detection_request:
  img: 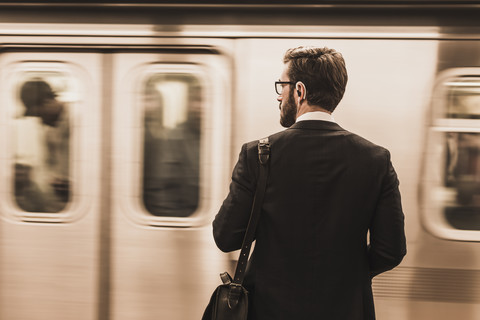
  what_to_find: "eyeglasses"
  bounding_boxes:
[275,81,295,95]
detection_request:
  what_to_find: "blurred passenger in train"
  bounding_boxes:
[446,132,480,206]
[16,79,70,212]
[14,163,46,212]
[212,46,406,320]
[142,81,200,217]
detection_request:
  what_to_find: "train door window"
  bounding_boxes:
[142,73,201,217]
[422,70,480,240]
[14,72,72,213]
[1,60,90,223]
[113,53,230,228]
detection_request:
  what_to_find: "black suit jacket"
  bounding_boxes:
[213,120,406,320]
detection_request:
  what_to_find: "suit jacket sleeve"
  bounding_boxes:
[213,142,256,252]
[368,150,407,278]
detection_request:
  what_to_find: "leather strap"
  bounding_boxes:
[232,137,270,285]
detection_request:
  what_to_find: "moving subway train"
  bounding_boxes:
[1,1,480,319]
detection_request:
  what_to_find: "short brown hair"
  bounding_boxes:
[283,46,348,112]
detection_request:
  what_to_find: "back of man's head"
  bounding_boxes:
[283,46,348,112]
[20,79,56,116]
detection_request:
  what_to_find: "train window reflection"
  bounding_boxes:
[14,73,74,213]
[142,73,201,217]
[445,78,480,119]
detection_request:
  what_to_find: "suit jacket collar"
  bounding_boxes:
[289,120,345,131]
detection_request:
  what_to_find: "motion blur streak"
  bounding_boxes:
[1,1,480,320]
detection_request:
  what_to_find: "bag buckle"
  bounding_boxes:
[220,272,232,285]
[227,283,243,309]
[258,137,270,165]
[220,272,243,309]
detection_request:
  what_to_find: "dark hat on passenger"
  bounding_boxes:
[20,79,56,116]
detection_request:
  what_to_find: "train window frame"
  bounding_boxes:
[0,60,93,223]
[421,67,480,241]
[119,61,220,228]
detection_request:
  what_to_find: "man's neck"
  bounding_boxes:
[296,102,331,119]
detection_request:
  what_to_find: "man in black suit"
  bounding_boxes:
[212,46,406,319]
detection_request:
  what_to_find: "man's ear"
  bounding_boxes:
[296,82,306,100]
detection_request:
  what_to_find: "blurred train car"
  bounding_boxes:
[1,1,480,319]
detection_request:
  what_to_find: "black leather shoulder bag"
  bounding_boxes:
[202,137,271,320]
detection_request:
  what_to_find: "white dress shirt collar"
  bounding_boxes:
[296,111,335,123]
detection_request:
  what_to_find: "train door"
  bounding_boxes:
[110,49,232,320]
[0,52,103,319]
[417,68,480,319]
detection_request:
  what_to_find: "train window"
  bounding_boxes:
[141,73,201,217]
[444,77,480,119]
[13,72,75,213]
[423,71,480,240]
[115,55,230,227]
